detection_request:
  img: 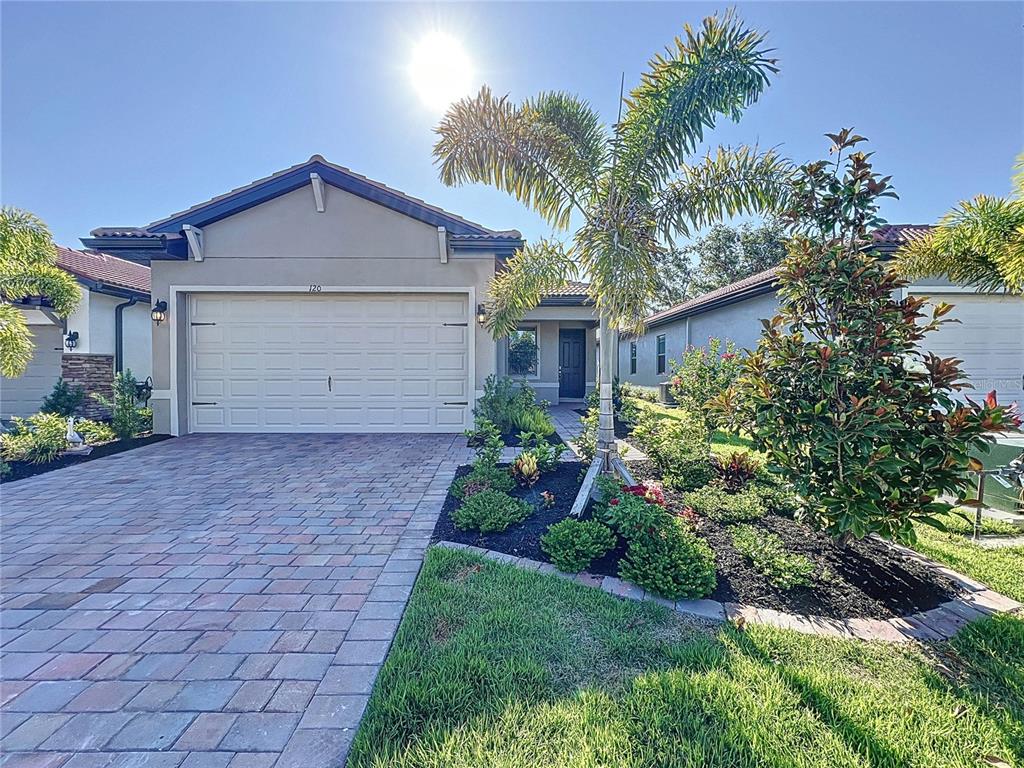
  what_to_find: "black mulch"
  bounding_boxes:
[626,462,958,619]
[432,461,586,557]
[1,434,172,484]
[466,430,565,448]
[432,453,960,620]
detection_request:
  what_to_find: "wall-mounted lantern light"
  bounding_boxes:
[476,303,488,325]
[151,300,168,325]
[64,331,79,351]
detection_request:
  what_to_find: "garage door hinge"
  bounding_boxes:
[191,401,217,406]
[190,322,217,326]
[443,401,469,406]
[442,322,468,327]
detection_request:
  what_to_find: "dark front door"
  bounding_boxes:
[558,329,586,399]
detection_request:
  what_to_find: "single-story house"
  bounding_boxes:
[84,156,599,436]
[618,224,1024,405]
[1,247,152,420]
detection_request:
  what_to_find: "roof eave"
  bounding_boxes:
[647,279,778,329]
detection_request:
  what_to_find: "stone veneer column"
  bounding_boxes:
[61,353,114,419]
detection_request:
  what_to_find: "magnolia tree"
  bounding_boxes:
[711,130,1021,544]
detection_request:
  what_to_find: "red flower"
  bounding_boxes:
[721,353,736,361]
[609,498,620,506]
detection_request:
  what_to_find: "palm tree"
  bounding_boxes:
[434,11,794,467]
[898,156,1024,294]
[0,207,81,377]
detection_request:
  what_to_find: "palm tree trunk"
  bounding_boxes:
[597,312,618,471]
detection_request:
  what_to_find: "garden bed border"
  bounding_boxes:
[433,540,1021,643]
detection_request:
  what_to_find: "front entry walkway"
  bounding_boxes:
[1,433,471,768]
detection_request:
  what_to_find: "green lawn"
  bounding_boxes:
[912,525,1024,603]
[348,547,1023,768]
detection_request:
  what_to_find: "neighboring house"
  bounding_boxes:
[84,155,599,436]
[618,224,1024,405]
[0,248,152,420]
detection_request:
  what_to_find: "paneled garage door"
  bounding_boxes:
[189,293,470,432]
[915,292,1024,404]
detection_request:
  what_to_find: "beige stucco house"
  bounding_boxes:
[84,156,597,436]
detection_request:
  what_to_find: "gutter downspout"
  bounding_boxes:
[114,296,139,373]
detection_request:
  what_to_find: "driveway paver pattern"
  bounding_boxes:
[1,433,471,768]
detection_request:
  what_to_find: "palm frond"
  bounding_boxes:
[657,146,794,237]
[613,10,778,195]
[433,87,604,229]
[576,204,661,335]
[486,239,580,337]
[0,262,81,316]
[0,302,33,378]
[897,194,1024,294]
[524,91,609,197]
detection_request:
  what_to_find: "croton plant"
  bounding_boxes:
[711,129,1021,544]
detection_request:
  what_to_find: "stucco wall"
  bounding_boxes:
[618,291,780,389]
[148,184,498,435]
[63,289,152,381]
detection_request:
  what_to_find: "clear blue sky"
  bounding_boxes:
[2,1,1021,249]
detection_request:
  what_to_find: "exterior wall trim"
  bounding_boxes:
[166,284,477,437]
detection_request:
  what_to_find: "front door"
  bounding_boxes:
[558,329,586,399]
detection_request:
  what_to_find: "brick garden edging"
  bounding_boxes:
[433,540,1021,643]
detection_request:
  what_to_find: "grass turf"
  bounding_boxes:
[348,547,1023,768]
[628,398,756,454]
[912,525,1024,603]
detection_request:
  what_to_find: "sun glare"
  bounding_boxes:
[409,31,475,111]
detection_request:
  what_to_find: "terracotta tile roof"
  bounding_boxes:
[546,280,591,297]
[56,246,151,295]
[645,224,933,327]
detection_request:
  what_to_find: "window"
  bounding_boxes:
[630,342,637,375]
[507,328,538,377]
[656,334,666,375]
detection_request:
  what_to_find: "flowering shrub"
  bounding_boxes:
[667,338,744,432]
[710,129,1023,544]
[622,483,666,506]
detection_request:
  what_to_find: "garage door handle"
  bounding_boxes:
[443,401,468,406]
[328,376,332,392]
[192,401,217,406]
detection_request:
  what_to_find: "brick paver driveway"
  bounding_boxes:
[1,433,469,768]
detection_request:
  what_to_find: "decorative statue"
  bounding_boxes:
[65,417,86,452]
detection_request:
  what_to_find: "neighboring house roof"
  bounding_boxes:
[56,246,151,299]
[83,155,524,261]
[645,224,933,329]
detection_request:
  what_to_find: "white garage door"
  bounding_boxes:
[916,292,1024,404]
[1,320,62,420]
[189,293,471,432]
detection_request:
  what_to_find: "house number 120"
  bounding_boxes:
[309,284,322,293]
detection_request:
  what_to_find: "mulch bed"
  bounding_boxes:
[625,462,958,619]
[1,434,172,484]
[432,451,960,620]
[466,430,565,448]
[432,461,586,557]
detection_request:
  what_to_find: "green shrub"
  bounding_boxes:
[1,413,67,463]
[732,525,814,589]
[619,519,716,599]
[541,519,616,573]
[709,451,761,492]
[600,491,667,542]
[575,407,598,463]
[40,378,85,417]
[76,419,115,444]
[452,489,533,533]
[0,460,10,479]
[620,382,657,402]
[510,406,555,437]
[518,433,561,473]
[475,375,537,434]
[684,485,766,523]
[750,481,802,518]
[631,406,711,490]
[466,418,504,465]
[92,369,145,440]
[452,463,514,500]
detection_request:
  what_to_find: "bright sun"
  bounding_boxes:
[409,31,474,111]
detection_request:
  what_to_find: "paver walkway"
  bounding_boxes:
[1,433,471,768]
